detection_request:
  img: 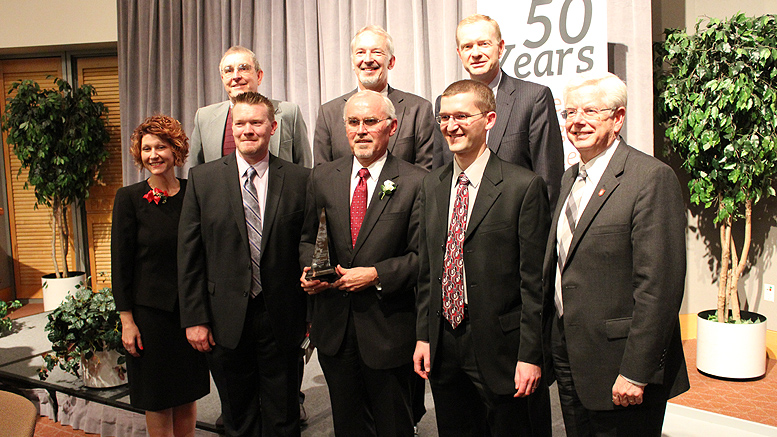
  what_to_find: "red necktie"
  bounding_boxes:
[223,107,236,156]
[350,168,370,248]
[442,173,469,328]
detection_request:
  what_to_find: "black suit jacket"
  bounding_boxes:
[541,141,690,410]
[417,152,550,395]
[433,71,564,209]
[314,86,435,170]
[299,153,427,369]
[178,153,309,351]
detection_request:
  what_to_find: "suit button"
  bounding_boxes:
[436,310,441,317]
[343,293,349,298]
[243,292,248,297]
[437,277,442,283]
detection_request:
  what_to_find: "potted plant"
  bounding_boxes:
[0,299,21,334]
[38,286,127,388]
[655,13,776,378]
[1,77,110,310]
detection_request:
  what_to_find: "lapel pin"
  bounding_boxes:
[598,188,606,197]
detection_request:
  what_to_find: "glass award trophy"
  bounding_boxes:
[306,207,339,282]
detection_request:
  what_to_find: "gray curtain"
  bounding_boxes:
[118,0,475,184]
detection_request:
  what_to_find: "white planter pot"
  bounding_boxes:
[81,349,127,388]
[42,272,86,311]
[696,309,767,379]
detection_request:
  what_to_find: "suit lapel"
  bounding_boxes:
[434,164,454,237]
[487,71,515,154]
[464,154,502,241]
[261,155,284,254]
[565,144,627,267]
[333,157,354,255]
[268,99,282,157]
[387,86,404,154]
[353,154,399,254]
[223,153,250,249]
[545,164,577,272]
[204,102,231,162]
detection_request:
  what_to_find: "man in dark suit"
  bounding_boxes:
[414,79,551,436]
[189,45,311,168]
[179,92,309,436]
[314,25,435,170]
[544,72,689,436]
[300,90,427,436]
[433,14,564,210]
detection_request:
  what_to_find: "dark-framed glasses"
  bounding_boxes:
[221,63,254,76]
[435,112,487,125]
[345,117,392,129]
[561,107,616,120]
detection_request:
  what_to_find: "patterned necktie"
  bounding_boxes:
[442,173,470,329]
[555,168,587,316]
[350,168,370,248]
[223,107,236,156]
[243,166,263,297]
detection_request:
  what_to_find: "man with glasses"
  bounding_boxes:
[434,14,564,210]
[314,25,435,170]
[543,72,688,436]
[414,79,551,436]
[300,90,426,436]
[189,46,312,168]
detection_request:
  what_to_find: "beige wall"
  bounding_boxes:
[655,0,777,329]
[0,0,117,51]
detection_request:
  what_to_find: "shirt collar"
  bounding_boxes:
[452,148,490,189]
[236,151,270,179]
[579,137,620,185]
[487,69,502,97]
[351,151,388,181]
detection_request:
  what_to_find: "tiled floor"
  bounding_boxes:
[669,339,777,427]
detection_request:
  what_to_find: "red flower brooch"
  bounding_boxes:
[143,188,169,204]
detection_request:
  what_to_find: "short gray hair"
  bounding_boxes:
[351,25,395,59]
[343,90,397,121]
[563,72,627,110]
[219,46,262,73]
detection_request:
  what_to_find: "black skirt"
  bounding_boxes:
[126,304,209,411]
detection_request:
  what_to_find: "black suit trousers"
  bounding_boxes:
[551,315,667,437]
[318,311,414,437]
[207,297,300,437]
[429,319,551,437]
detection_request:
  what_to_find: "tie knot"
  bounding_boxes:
[457,173,470,186]
[358,168,370,180]
[578,168,587,180]
[246,165,257,180]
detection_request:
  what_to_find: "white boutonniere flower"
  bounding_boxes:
[380,180,397,199]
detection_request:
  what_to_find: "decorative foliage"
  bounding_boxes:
[38,286,126,380]
[1,78,110,278]
[0,299,21,333]
[655,13,777,322]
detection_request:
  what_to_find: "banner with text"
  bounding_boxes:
[477,0,608,167]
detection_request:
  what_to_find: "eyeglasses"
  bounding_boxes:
[221,63,254,76]
[561,108,616,120]
[345,117,392,130]
[435,112,487,125]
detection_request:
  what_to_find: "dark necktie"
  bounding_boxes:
[442,173,470,329]
[243,166,263,297]
[555,168,587,316]
[350,168,370,248]
[223,107,236,156]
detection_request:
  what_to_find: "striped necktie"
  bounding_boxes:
[243,166,263,297]
[555,168,587,316]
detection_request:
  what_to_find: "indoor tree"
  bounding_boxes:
[655,13,777,322]
[1,78,110,278]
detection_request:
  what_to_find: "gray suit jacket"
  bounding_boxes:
[299,153,427,369]
[433,72,564,210]
[189,100,312,168]
[416,152,550,394]
[178,153,310,350]
[541,141,690,410]
[313,86,435,170]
